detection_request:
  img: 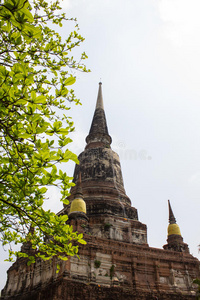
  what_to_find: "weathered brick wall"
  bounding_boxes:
[2,278,197,300]
[2,234,199,300]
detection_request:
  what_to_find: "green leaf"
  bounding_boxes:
[20,8,34,22]
[16,99,28,105]
[58,129,69,135]
[78,239,87,245]
[62,199,69,205]
[56,264,60,273]
[64,76,76,86]
[34,95,46,104]
[39,187,47,194]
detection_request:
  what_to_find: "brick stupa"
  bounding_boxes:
[1,83,200,300]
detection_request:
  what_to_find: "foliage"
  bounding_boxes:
[110,264,115,279]
[94,260,101,269]
[0,0,89,263]
[104,223,112,231]
[193,279,200,300]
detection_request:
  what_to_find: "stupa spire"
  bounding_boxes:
[167,200,181,236]
[74,172,83,199]
[163,200,189,253]
[85,82,112,149]
[168,200,176,224]
[95,82,104,109]
[69,172,87,217]
[68,81,137,221]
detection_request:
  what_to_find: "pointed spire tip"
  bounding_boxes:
[75,171,83,198]
[96,81,104,110]
[85,82,112,147]
[168,200,176,224]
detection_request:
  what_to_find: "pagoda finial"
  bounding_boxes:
[168,200,176,224]
[167,200,181,236]
[85,82,112,148]
[75,172,83,199]
[163,200,189,253]
[95,82,104,110]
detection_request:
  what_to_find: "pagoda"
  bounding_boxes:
[1,83,200,300]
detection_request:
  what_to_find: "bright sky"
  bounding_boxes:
[1,0,200,291]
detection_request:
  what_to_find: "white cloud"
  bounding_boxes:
[188,172,200,185]
[150,0,200,94]
[157,0,200,46]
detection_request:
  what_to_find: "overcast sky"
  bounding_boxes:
[1,0,200,291]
